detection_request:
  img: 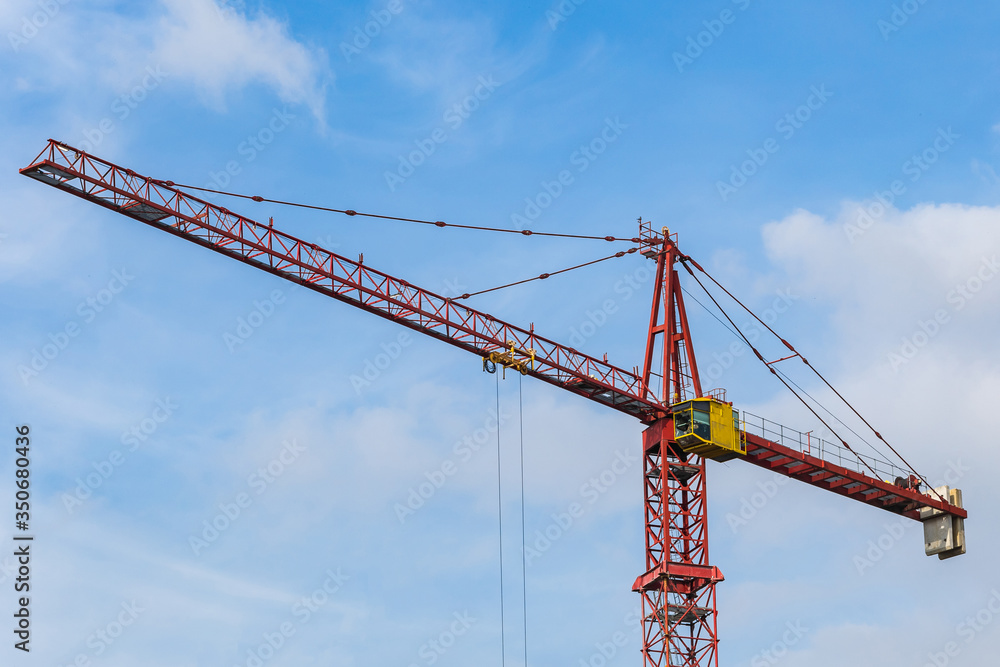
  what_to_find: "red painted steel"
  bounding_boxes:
[743,432,967,520]
[20,140,663,421]
[21,141,968,667]
[635,228,720,667]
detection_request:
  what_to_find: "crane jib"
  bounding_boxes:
[19,139,664,421]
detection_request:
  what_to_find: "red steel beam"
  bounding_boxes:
[20,139,664,421]
[743,433,966,520]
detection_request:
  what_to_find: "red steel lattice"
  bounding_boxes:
[20,139,968,667]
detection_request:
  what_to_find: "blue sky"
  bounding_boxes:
[2,1,999,666]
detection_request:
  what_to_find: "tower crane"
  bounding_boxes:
[21,139,968,667]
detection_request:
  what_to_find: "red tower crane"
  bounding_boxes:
[21,139,968,667]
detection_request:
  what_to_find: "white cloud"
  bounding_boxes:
[153,0,330,122]
[710,204,1000,665]
[743,202,999,456]
[761,202,1000,354]
[1,0,330,124]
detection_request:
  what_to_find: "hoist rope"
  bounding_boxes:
[518,373,528,667]
[453,248,639,300]
[162,181,640,243]
[495,373,506,666]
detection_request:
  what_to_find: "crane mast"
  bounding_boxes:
[634,225,721,666]
[21,139,968,667]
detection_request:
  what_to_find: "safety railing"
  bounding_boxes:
[740,411,912,484]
